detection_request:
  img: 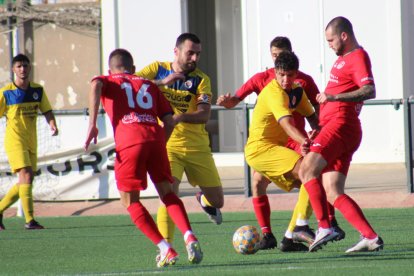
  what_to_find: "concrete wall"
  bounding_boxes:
[0,25,13,84]
[0,4,100,110]
[32,22,100,110]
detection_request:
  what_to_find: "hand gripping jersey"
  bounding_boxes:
[246,80,315,147]
[320,47,374,125]
[0,82,52,153]
[235,68,319,132]
[92,73,173,151]
[136,61,212,148]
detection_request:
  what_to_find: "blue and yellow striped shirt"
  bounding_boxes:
[0,82,52,152]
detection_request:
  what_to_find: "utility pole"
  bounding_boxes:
[16,0,34,79]
[6,0,14,81]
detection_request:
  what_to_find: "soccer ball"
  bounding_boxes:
[232,225,261,255]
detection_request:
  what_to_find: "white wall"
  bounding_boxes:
[101,0,185,73]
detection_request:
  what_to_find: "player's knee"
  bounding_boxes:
[299,160,317,182]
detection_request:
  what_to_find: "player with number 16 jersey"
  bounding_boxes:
[92,73,173,152]
[91,73,174,191]
[85,49,204,266]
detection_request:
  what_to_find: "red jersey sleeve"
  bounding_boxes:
[351,50,374,87]
[235,69,274,100]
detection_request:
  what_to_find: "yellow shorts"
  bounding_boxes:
[6,149,37,173]
[168,146,222,188]
[245,141,301,192]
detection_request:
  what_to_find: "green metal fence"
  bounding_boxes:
[211,99,413,196]
[57,99,414,197]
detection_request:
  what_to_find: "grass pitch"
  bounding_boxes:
[0,208,413,275]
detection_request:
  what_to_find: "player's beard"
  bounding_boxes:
[183,61,196,73]
[335,41,346,56]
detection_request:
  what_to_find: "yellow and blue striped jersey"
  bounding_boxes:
[0,82,52,152]
[136,61,212,148]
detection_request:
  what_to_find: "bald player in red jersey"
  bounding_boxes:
[299,16,384,252]
[84,48,203,267]
[218,37,345,252]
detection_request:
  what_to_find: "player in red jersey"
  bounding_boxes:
[218,37,345,252]
[84,49,203,267]
[299,16,384,252]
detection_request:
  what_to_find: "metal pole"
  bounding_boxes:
[7,0,14,81]
[403,98,413,193]
[242,103,251,197]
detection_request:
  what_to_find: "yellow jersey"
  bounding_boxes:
[246,80,314,147]
[0,82,52,153]
[136,61,212,148]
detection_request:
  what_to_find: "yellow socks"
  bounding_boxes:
[287,185,312,232]
[156,205,176,244]
[200,194,213,207]
[0,184,20,213]
[19,184,34,223]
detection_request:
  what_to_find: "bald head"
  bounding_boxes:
[108,48,134,73]
[325,16,359,56]
[325,16,354,37]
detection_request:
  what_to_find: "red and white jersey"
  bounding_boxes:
[235,68,319,132]
[93,73,173,151]
[320,47,374,125]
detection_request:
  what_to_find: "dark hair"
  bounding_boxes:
[274,51,299,71]
[176,32,201,47]
[108,48,134,69]
[326,16,354,36]
[269,36,292,51]
[12,54,30,65]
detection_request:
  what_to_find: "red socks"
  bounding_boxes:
[334,194,377,239]
[161,192,192,235]
[303,178,330,229]
[252,195,272,234]
[127,202,164,245]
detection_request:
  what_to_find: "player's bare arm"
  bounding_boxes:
[44,110,59,136]
[216,93,240,109]
[161,114,176,141]
[84,79,102,151]
[305,113,320,132]
[318,84,375,103]
[154,72,186,86]
[279,116,307,145]
[173,102,211,124]
[312,104,320,116]
[279,116,311,155]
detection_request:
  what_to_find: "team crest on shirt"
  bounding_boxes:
[335,61,345,69]
[291,96,297,106]
[184,80,193,89]
[32,92,39,100]
[197,94,210,104]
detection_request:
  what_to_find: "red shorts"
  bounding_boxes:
[115,142,173,192]
[310,119,362,176]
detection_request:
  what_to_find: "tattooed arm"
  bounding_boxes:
[317,84,375,103]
